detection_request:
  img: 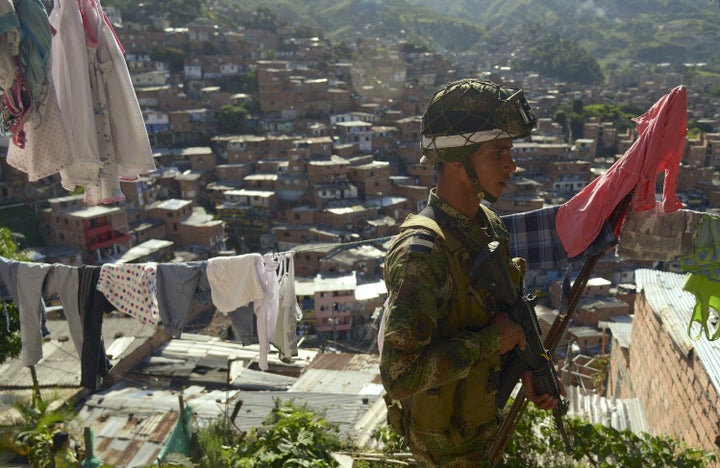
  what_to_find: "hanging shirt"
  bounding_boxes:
[156,261,204,338]
[679,213,720,281]
[6,75,71,181]
[682,273,720,341]
[556,85,686,258]
[96,262,160,326]
[206,254,265,314]
[207,254,272,370]
[49,0,100,186]
[77,265,111,390]
[273,253,302,359]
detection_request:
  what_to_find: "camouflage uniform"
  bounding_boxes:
[381,189,522,467]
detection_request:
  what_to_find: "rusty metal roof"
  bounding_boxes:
[289,353,383,395]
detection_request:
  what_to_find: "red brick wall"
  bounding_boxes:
[630,293,720,451]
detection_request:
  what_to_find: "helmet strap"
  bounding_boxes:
[462,159,497,203]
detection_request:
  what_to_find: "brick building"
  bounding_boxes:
[41,195,131,263]
[606,269,720,452]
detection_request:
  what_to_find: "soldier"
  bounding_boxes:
[380,79,562,467]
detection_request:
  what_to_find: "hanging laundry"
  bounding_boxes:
[260,253,280,339]
[206,254,265,314]
[156,261,209,338]
[0,0,52,148]
[12,0,50,108]
[96,262,160,326]
[43,263,83,356]
[682,273,720,341]
[228,303,257,345]
[256,254,280,370]
[207,253,271,369]
[5,72,71,181]
[90,0,154,183]
[50,0,102,186]
[617,207,703,261]
[273,252,302,359]
[0,0,22,138]
[77,265,111,390]
[16,261,52,366]
[679,213,720,341]
[556,85,687,258]
[680,213,720,281]
[50,0,154,202]
[502,206,569,270]
[0,256,20,309]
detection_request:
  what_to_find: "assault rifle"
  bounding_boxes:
[469,241,571,452]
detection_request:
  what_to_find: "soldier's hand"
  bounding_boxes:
[521,370,566,410]
[491,312,526,354]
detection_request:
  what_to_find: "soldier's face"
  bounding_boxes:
[467,138,516,200]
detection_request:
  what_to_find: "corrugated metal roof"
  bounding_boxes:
[635,268,720,395]
[565,385,649,434]
[0,317,156,389]
[78,381,384,467]
[130,333,302,391]
[289,353,383,395]
[606,321,633,348]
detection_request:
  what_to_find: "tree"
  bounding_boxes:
[217,105,249,134]
[0,226,26,364]
[512,32,604,84]
[151,47,186,74]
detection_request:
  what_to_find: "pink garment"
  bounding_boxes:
[96,262,160,325]
[6,76,70,181]
[556,85,686,258]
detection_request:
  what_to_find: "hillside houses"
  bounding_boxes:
[2,3,720,462]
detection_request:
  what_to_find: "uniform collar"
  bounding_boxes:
[427,188,508,252]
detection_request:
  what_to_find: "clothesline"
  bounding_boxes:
[0,251,304,391]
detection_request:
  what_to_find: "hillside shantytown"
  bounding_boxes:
[1,2,720,466]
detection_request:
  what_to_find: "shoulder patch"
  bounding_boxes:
[408,232,435,254]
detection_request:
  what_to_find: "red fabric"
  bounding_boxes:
[556,85,687,258]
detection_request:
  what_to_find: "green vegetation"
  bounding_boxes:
[193,397,716,467]
[197,398,352,467]
[0,393,79,467]
[0,227,26,364]
[151,48,186,74]
[512,32,604,84]
[1,390,714,466]
[503,402,715,467]
[0,205,42,247]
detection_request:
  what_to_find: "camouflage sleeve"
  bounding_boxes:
[380,229,502,401]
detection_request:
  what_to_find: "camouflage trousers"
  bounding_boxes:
[407,419,498,467]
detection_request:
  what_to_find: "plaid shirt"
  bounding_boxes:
[502,206,616,270]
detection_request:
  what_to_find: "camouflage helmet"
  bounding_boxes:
[420,79,536,165]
